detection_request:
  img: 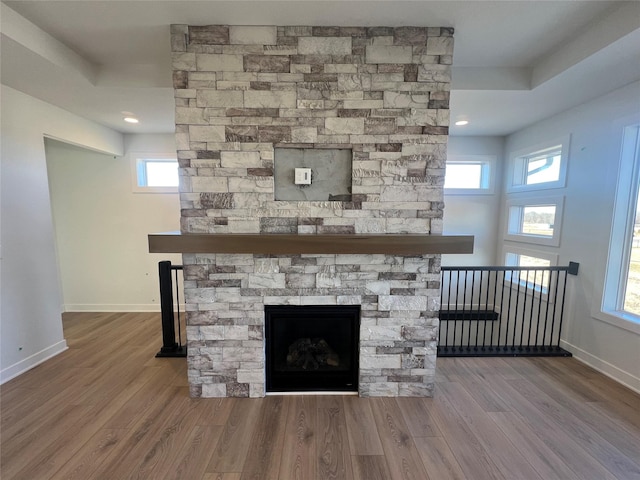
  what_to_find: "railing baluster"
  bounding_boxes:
[469,270,478,350]
[504,270,512,353]
[463,269,470,351]
[541,270,553,351]
[525,269,533,349]
[482,270,491,350]
[533,268,544,351]
[473,270,480,351]
[439,269,445,348]
[491,272,505,352]
[518,269,524,350]
[453,270,460,353]
[446,269,452,349]
[549,269,562,350]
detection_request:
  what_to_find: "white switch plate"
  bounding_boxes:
[294,168,312,185]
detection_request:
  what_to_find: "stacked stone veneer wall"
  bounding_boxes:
[171,24,453,398]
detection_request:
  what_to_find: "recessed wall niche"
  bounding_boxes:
[274,148,352,201]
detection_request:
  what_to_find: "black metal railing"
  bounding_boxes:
[156,261,187,358]
[438,262,579,357]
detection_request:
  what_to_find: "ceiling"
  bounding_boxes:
[1,1,639,136]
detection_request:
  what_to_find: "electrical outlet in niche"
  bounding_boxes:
[274,148,352,201]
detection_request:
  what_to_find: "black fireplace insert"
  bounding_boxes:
[265,305,360,392]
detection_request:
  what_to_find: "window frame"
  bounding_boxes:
[507,135,570,193]
[130,153,179,194]
[444,154,496,195]
[599,123,640,333]
[504,194,564,247]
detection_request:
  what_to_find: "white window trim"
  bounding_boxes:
[504,194,564,247]
[597,122,640,334]
[502,244,559,300]
[444,154,496,195]
[507,135,570,193]
[130,152,179,194]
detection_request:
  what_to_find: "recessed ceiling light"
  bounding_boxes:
[455,120,469,126]
[124,116,139,124]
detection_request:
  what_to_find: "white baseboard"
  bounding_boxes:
[560,340,640,394]
[1,340,68,385]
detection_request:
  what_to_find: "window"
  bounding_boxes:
[131,154,179,193]
[444,155,495,194]
[140,160,179,187]
[602,124,640,329]
[505,196,564,247]
[517,148,561,186]
[508,136,569,192]
[504,246,558,295]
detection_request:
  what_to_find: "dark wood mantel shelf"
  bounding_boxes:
[148,232,474,255]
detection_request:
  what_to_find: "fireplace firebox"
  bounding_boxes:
[265,305,360,393]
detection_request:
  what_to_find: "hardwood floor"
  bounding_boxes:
[1,312,639,480]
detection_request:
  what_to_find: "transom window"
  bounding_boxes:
[518,148,561,186]
[139,160,179,188]
[131,154,179,193]
[445,163,483,189]
[508,136,569,192]
[444,155,495,194]
[505,196,564,247]
[509,204,556,238]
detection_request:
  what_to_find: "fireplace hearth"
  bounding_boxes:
[265,305,360,392]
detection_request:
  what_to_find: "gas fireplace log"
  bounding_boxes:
[287,337,340,369]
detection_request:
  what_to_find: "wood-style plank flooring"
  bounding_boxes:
[1,312,639,479]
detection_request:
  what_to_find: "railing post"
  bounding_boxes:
[156,260,187,357]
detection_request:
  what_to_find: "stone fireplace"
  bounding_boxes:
[171,24,454,397]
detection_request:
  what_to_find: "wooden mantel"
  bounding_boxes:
[148,232,474,255]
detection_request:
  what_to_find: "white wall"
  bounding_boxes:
[501,81,640,392]
[443,136,504,266]
[45,134,181,312]
[1,85,123,383]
